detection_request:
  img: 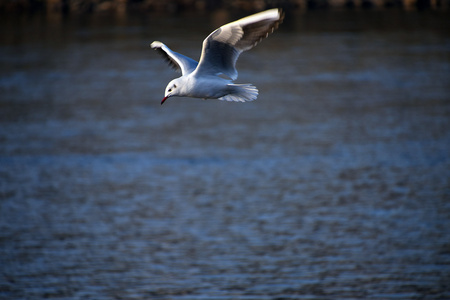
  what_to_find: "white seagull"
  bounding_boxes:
[151,8,284,105]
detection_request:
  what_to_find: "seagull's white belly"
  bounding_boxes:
[184,75,230,99]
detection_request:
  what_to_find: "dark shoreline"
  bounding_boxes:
[0,0,447,15]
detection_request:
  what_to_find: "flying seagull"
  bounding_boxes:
[151,8,284,105]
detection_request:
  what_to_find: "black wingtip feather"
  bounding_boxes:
[236,8,284,51]
[152,45,182,73]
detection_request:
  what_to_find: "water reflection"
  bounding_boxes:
[0,10,449,300]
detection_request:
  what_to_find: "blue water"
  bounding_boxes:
[0,10,450,299]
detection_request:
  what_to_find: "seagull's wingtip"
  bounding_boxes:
[150,41,163,49]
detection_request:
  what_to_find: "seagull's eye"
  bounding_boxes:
[168,85,176,93]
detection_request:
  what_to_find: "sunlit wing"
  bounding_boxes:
[193,8,283,80]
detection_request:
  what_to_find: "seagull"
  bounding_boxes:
[151,8,284,105]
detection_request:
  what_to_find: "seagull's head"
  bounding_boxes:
[161,78,181,105]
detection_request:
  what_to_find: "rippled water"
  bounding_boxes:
[1,10,450,299]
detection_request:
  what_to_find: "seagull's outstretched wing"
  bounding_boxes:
[193,8,283,80]
[151,41,198,75]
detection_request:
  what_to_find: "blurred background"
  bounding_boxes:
[1,0,450,299]
[1,0,450,13]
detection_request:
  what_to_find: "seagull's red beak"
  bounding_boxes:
[161,96,169,105]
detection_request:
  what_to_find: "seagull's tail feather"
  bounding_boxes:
[220,84,259,102]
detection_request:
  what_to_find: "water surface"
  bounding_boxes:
[1,10,450,299]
